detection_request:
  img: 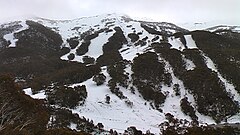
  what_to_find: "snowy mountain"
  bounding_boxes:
[178,21,240,32]
[1,13,240,135]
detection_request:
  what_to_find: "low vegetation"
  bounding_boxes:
[192,31,240,94]
[132,52,171,109]
[97,27,127,66]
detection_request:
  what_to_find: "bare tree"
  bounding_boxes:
[0,90,35,132]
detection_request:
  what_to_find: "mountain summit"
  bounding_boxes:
[1,14,240,134]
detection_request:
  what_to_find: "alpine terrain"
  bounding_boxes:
[1,13,240,135]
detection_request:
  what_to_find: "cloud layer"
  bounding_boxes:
[0,0,239,24]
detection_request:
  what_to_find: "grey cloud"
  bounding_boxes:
[0,0,239,24]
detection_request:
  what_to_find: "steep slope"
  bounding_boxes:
[1,14,240,134]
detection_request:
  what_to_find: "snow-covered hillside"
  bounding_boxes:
[32,14,188,63]
[178,21,240,31]
[1,13,240,134]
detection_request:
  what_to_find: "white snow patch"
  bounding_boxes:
[70,68,164,134]
[160,60,191,120]
[184,35,198,49]
[120,44,150,61]
[3,21,29,47]
[119,21,157,61]
[86,32,114,58]
[196,112,215,124]
[233,26,240,32]
[227,114,240,123]
[161,85,191,122]
[168,37,185,51]
[23,88,32,95]
[47,115,56,128]
[182,55,196,70]
[177,21,240,31]
[69,123,77,130]
[23,88,46,99]
[178,22,211,31]
[206,25,240,33]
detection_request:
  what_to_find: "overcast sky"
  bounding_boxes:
[0,0,239,25]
